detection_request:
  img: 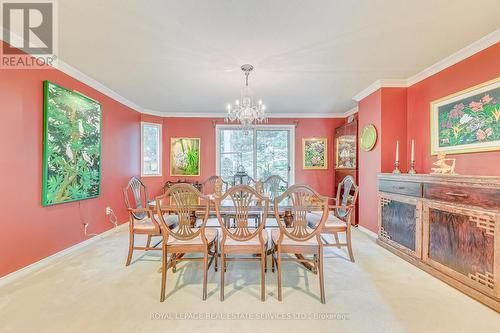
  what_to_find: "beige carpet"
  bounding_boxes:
[0,223,498,333]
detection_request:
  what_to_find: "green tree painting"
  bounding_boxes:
[433,79,500,155]
[42,81,102,206]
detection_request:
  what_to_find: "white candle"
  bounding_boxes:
[411,140,415,162]
[395,141,399,162]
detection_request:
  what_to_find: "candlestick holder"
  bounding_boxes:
[392,161,401,174]
[408,160,417,174]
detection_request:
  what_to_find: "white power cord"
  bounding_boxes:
[107,207,118,228]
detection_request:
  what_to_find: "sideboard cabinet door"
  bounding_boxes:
[422,201,499,298]
[378,192,422,259]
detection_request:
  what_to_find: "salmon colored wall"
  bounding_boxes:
[357,44,500,233]
[407,43,500,175]
[358,90,382,233]
[0,42,141,278]
[148,117,344,198]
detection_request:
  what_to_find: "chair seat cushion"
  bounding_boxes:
[223,229,268,246]
[133,214,178,234]
[307,212,347,230]
[166,228,217,245]
[271,228,319,246]
[133,218,160,234]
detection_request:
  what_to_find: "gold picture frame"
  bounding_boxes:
[170,137,201,176]
[430,77,500,155]
[302,137,328,170]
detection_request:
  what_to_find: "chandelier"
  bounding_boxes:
[225,64,268,129]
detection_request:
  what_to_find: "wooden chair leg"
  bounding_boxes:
[160,246,168,302]
[276,250,282,301]
[333,232,341,248]
[346,229,355,262]
[171,253,177,273]
[318,247,325,304]
[220,250,225,301]
[261,250,266,301]
[271,248,275,272]
[126,231,134,266]
[214,239,218,272]
[203,251,208,300]
[146,235,152,249]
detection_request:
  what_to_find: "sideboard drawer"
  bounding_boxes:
[423,183,500,210]
[379,180,422,197]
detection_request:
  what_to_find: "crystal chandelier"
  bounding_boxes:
[225,64,268,129]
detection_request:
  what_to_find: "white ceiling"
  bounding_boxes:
[58,0,500,116]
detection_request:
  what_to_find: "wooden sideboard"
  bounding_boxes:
[377,173,500,312]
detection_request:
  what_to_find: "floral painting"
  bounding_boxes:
[42,81,102,206]
[303,138,327,170]
[170,138,200,176]
[431,78,500,155]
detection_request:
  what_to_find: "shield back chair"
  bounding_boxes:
[156,184,218,302]
[214,185,270,301]
[272,185,329,303]
[201,175,229,196]
[312,175,358,262]
[123,177,163,266]
[262,175,288,200]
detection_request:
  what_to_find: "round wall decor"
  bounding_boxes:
[360,124,377,151]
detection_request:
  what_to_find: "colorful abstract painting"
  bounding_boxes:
[303,138,327,170]
[170,138,200,176]
[42,81,102,206]
[431,78,500,155]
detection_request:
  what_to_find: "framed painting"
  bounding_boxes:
[431,77,500,155]
[303,138,327,170]
[170,138,201,176]
[42,81,102,206]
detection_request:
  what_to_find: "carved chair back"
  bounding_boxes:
[202,175,228,196]
[214,185,269,243]
[155,184,210,242]
[263,175,289,200]
[335,176,359,220]
[123,177,150,220]
[274,185,328,243]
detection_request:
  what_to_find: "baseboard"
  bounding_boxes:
[0,222,129,287]
[356,225,378,239]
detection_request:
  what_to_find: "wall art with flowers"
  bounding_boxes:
[303,138,328,170]
[431,77,500,155]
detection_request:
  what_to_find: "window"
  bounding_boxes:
[216,125,294,184]
[141,122,162,176]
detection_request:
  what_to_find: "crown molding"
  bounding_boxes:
[150,110,350,118]
[406,29,500,86]
[56,60,145,113]
[352,29,500,103]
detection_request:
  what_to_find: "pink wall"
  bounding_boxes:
[357,43,500,233]
[0,41,141,277]
[138,117,345,198]
[358,90,382,232]
[407,43,500,175]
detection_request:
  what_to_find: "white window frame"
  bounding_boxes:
[215,124,295,185]
[141,122,162,177]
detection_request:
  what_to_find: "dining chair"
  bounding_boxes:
[310,176,358,262]
[201,175,229,196]
[262,175,288,200]
[155,184,218,301]
[272,185,329,303]
[123,177,163,266]
[214,185,270,301]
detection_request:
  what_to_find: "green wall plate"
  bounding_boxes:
[360,124,377,151]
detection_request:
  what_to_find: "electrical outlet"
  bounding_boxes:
[106,206,111,215]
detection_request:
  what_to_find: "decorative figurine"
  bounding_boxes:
[431,153,457,175]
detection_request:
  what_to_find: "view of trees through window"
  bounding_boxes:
[218,127,292,184]
[142,123,161,176]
